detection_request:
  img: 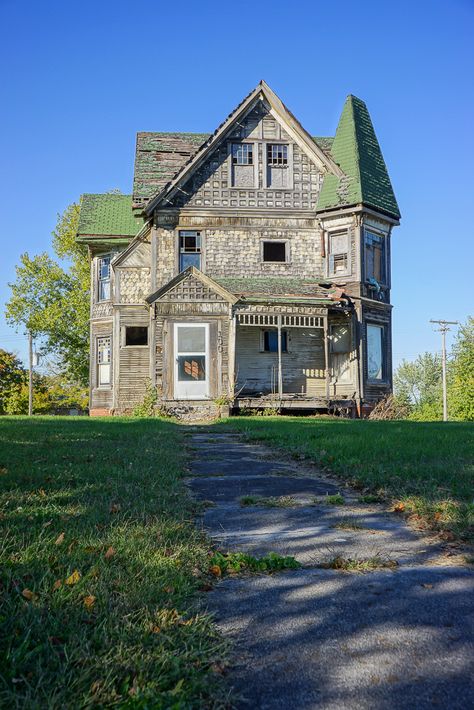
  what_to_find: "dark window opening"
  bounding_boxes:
[365,231,385,283]
[267,144,288,165]
[179,230,201,271]
[125,326,148,346]
[263,330,288,353]
[263,241,287,262]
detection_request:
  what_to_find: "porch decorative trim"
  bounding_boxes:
[237,313,324,329]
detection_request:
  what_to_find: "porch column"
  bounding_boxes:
[228,311,237,399]
[277,315,283,402]
[323,314,330,401]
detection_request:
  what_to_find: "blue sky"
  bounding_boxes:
[1,0,472,368]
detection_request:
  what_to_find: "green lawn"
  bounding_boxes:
[221,417,474,540]
[0,417,227,709]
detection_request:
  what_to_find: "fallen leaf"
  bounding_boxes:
[422,583,433,589]
[150,625,161,633]
[22,588,38,601]
[109,503,121,514]
[104,546,115,559]
[83,595,96,609]
[67,541,76,553]
[393,502,405,513]
[38,488,46,497]
[209,565,222,577]
[65,570,81,586]
[434,512,442,521]
[42,520,53,528]
[0,467,8,475]
[52,579,62,591]
[163,585,175,594]
[55,532,65,546]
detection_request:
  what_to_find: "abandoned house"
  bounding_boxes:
[76,81,400,417]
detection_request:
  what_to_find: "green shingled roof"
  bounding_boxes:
[317,96,400,220]
[214,276,337,304]
[77,194,144,239]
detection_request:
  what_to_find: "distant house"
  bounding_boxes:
[76,81,400,417]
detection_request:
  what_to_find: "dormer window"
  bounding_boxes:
[98,255,111,301]
[265,143,292,188]
[232,143,253,165]
[267,144,288,165]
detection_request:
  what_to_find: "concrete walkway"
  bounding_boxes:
[187,430,474,709]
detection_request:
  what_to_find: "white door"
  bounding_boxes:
[174,323,209,399]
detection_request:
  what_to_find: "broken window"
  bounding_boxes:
[330,324,352,383]
[365,231,385,283]
[179,231,201,271]
[266,143,290,188]
[262,330,288,353]
[98,255,111,301]
[231,143,255,187]
[262,241,287,262]
[97,336,111,386]
[328,232,349,276]
[125,326,148,346]
[367,324,384,380]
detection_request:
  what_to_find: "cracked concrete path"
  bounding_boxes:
[187,430,474,709]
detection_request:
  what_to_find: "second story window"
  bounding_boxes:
[266,143,291,188]
[328,232,349,277]
[179,231,201,271]
[232,143,253,165]
[262,240,287,263]
[365,231,386,283]
[98,255,111,301]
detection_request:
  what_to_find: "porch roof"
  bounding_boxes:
[213,276,344,305]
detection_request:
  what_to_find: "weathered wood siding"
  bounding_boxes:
[116,306,151,409]
[90,320,113,410]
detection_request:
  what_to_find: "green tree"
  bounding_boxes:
[394,352,443,420]
[449,317,474,421]
[0,349,27,414]
[5,203,90,385]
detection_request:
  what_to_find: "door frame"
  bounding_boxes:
[173,322,210,400]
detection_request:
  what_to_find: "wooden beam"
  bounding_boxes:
[324,314,330,401]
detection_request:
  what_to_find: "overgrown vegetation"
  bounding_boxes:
[208,551,301,575]
[320,555,398,572]
[222,417,474,540]
[239,495,297,508]
[0,417,228,708]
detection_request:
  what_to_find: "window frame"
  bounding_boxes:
[366,322,386,383]
[364,230,386,285]
[327,230,350,278]
[178,230,202,273]
[260,329,289,354]
[96,336,112,388]
[97,254,112,302]
[229,141,258,188]
[264,141,293,189]
[261,240,289,264]
[330,323,352,384]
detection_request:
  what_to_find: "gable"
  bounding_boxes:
[146,267,238,305]
[77,194,144,244]
[145,81,343,214]
[155,99,329,212]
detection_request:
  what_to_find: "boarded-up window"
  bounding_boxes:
[328,232,349,276]
[266,143,290,188]
[125,327,148,346]
[367,324,384,380]
[365,231,385,283]
[330,324,351,383]
[97,337,111,386]
[231,143,255,187]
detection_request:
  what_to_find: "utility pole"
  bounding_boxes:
[28,331,33,416]
[430,320,459,421]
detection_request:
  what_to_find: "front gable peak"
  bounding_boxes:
[146,267,238,305]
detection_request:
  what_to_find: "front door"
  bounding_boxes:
[174,323,209,399]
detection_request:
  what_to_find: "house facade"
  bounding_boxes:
[76,81,400,417]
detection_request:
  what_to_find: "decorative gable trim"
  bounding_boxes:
[146,267,239,305]
[111,220,152,268]
[145,81,344,214]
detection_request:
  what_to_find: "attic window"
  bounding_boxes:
[328,232,349,276]
[232,143,253,165]
[125,326,148,346]
[262,241,287,263]
[267,144,288,166]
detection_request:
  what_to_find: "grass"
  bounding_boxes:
[0,417,228,709]
[320,555,398,572]
[208,551,301,574]
[239,495,297,508]
[323,493,345,506]
[221,417,474,540]
[332,518,365,531]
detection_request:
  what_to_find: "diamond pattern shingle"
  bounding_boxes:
[77,194,144,239]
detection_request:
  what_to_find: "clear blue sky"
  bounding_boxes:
[1,0,473,367]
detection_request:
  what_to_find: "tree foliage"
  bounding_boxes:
[5,204,90,385]
[0,350,27,414]
[449,317,474,421]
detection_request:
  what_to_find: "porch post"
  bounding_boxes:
[324,313,330,401]
[277,315,283,402]
[228,310,237,399]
